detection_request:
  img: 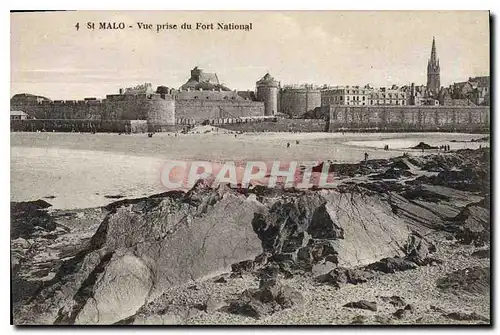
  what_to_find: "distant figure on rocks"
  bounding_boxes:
[287,142,291,148]
[364,152,369,163]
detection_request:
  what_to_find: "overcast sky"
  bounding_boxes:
[11,10,490,100]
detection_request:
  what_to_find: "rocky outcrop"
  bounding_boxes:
[15,184,265,325]
[436,266,490,296]
[11,148,490,325]
[226,279,304,319]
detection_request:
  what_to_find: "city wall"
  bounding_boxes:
[10,119,148,133]
[174,100,264,122]
[219,119,328,132]
[329,106,490,133]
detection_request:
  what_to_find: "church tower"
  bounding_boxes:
[427,37,441,96]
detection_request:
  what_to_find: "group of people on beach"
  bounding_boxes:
[440,145,451,152]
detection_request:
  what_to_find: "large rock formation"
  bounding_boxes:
[12,148,490,325]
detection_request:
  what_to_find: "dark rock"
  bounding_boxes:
[258,264,280,288]
[401,187,450,203]
[393,304,413,319]
[297,240,338,270]
[411,142,438,150]
[366,257,418,274]
[231,260,255,274]
[11,200,56,239]
[316,267,375,288]
[307,203,344,239]
[370,168,414,180]
[453,205,490,246]
[227,299,271,319]
[214,276,228,284]
[343,300,377,312]
[226,281,303,319]
[436,266,490,295]
[471,249,490,258]
[443,312,489,322]
[404,233,436,265]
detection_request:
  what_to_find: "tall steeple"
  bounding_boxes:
[427,36,441,96]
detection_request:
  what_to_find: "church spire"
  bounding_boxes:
[430,36,437,63]
[427,37,440,96]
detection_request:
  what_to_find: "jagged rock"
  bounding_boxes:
[453,204,490,246]
[231,260,255,274]
[297,240,338,270]
[443,312,489,322]
[343,300,377,312]
[404,233,436,265]
[258,264,280,288]
[227,281,303,319]
[315,267,375,288]
[320,192,411,267]
[213,276,227,284]
[11,200,56,239]
[436,266,490,296]
[307,203,344,239]
[251,193,325,254]
[16,187,265,325]
[366,257,418,274]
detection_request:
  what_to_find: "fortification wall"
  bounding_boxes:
[175,100,264,122]
[11,100,104,120]
[256,86,279,116]
[280,89,321,117]
[10,94,177,127]
[10,119,145,133]
[329,106,490,132]
[219,119,328,132]
[176,90,245,100]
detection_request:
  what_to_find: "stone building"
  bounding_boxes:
[369,86,407,106]
[256,73,280,116]
[10,110,29,120]
[280,84,321,117]
[450,76,490,106]
[321,85,406,107]
[321,85,372,106]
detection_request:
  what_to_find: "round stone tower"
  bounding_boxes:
[256,73,279,116]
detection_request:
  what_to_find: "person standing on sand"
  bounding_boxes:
[287,142,291,148]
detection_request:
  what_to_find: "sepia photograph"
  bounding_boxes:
[10,10,491,326]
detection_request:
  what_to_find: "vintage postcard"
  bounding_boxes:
[10,10,490,325]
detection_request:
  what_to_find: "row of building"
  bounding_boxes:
[11,38,489,125]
